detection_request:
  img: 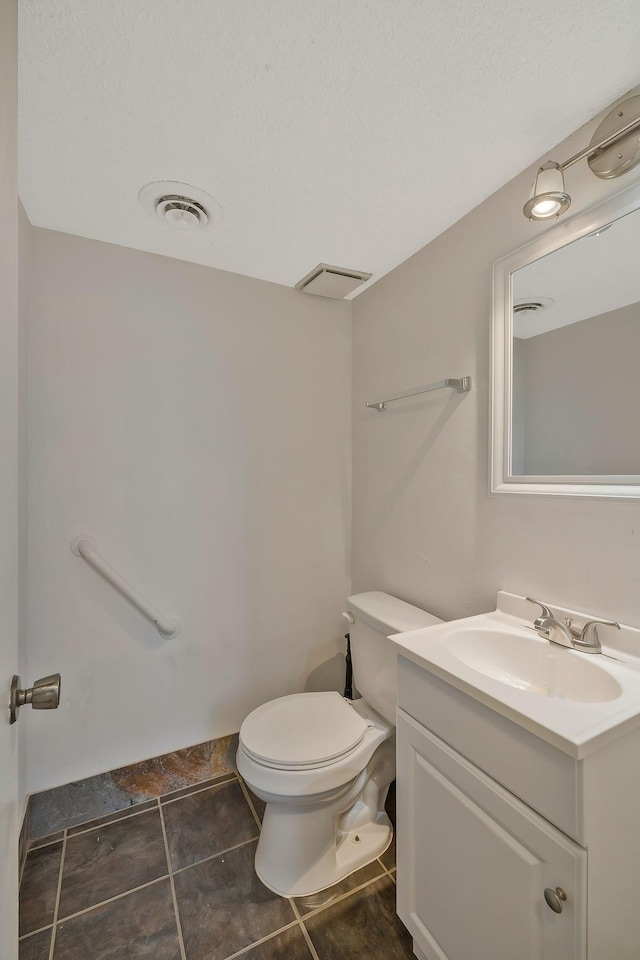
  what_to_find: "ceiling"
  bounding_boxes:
[18,1,640,297]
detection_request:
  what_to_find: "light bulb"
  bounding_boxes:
[531,198,562,218]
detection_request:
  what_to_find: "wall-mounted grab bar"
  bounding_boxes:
[366,376,471,412]
[71,536,181,639]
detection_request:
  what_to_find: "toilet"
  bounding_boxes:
[236,591,441,897]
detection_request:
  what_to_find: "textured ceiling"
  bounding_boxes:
[18,1,640,295]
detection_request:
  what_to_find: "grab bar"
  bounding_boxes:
[71,536,181,639]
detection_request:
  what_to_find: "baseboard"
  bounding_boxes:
[26,731,239,842]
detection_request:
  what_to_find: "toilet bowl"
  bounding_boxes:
[237,592,442,898]
[237,694,394,897]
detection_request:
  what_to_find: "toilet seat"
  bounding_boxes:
[239,691,369,770]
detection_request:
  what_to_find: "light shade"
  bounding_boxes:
[523,161,571,221]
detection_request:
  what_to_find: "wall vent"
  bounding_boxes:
[295,263,372,299]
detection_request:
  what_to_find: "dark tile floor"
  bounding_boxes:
[19,776,412,960]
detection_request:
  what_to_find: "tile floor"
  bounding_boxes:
[19,775,413,960]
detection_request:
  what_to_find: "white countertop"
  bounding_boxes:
[390,592,640,759]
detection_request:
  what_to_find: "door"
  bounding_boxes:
[1,0,21,957]
[397,710,586,960]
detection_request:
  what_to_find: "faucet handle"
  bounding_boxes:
[526,597,554,622]
[580,618,620,646]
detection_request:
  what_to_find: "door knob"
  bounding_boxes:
[544,887,567,913]
[9,673,61,724]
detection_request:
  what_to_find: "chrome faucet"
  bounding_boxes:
[526,598,620,654]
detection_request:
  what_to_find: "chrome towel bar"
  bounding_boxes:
[71,535,181,639]
[365,376,471,411]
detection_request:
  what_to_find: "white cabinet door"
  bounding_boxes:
[397,709,586,960]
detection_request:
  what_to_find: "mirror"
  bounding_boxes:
[492,181,640,498]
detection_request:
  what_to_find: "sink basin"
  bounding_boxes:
[447,627,622,703]
[390,592,640,758]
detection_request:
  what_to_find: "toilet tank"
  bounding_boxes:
[346,592,442,724]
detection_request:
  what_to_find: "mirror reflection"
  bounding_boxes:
[511,206,640,476]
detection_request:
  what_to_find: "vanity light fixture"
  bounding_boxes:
[523,95,640,222]
[523,162,571,221]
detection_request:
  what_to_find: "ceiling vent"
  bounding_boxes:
[513,301,545,315]
[512,296,554,315]
[155,195,208,230]
[295,263,372,299]
[139,180,223,231]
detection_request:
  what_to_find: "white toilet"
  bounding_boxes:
[236,591,441,897]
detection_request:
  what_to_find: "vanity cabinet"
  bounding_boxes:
[397,709,585,960]
[396,654,640,960]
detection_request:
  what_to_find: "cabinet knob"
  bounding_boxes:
[544,887,567,913]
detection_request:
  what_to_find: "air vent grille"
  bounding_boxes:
[138,181,223,231]
[512,295,554,316]
[295,263,372,299]
[513,301,545,314]
[156,195,209,228]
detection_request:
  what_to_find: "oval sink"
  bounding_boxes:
[448,628,622,703]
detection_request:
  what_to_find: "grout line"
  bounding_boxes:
[237,777,262,831]
[170,836,259,878]
[47,828,67,960]
[299,920,321,960]
[160,768,239,799]
[55,875,169,925]
[157,798,187,960]
[18,924,53,942]
[289,899,320,960]
[59,803,159,839]
[296,872,388,922]
[28,828,391,946]
[160,774,238,806]
[377,854,396,880]
[29,774,241,845]
[28,836,64,853]
[220,920,300,960]
[31,772,240,845]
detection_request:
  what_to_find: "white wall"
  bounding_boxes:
[352,91,640,629]
[26,229,351,794]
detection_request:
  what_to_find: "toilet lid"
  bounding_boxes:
[240,692,369,769]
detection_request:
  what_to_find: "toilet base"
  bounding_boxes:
[251,738,396,898]
[256,811,393,899]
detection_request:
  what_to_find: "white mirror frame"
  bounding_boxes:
[491,180,640,499]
